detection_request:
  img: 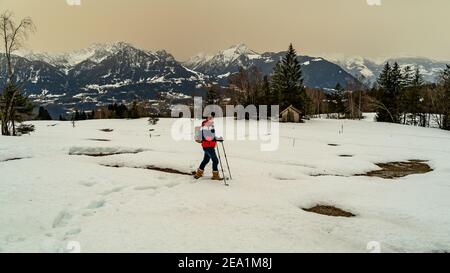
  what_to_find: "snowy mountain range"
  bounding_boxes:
[0,42,360,116]
[328,55,449,84]
[0,42,205,114]
[184,44,359,89]
[1,42,449,116]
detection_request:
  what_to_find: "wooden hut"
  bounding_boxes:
[280,105,303,123]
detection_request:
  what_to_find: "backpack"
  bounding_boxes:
[194,126,202,143]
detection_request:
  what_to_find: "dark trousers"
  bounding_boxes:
[199,147,219,172]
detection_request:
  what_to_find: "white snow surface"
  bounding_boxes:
[1,117,450,253]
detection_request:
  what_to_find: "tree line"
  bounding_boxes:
[373,62,450,129]
[206,44,366,120]
[206,44,312,117]
[227,44,310,112]
[61,102,151,121]
[206,44,450,130]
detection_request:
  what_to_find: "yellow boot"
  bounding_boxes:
[212,171,223,181]
[194,169,204,179]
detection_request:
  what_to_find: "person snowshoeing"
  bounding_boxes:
[194,113,223,180]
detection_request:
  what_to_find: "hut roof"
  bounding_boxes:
[280,105,302,116]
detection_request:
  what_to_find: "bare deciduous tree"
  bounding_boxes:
[0,11,35,135]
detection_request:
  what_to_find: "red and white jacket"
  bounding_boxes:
[201,119,217,148]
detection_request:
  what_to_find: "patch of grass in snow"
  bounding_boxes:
[87,138,111,142]
[359,160,432,179]
[102,164,193,176]
[311,160,432,179]
[0,157,30,162]
[69,147,145,157]
[303,205,356,218]
[310,173,348,177]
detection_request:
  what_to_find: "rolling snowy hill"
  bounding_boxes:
[1,116,450,252]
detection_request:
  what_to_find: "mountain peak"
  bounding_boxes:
[184,52,214,69]
[87,41,135,50]
[222,43,258,56]
[226,43,250,51]
[215,43,260,64]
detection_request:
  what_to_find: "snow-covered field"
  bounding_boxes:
[1,115,450,253]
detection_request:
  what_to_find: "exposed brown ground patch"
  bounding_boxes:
[87,139,111,142]
[1,157,29,162]
[303,205,355,217]
[145,166,192,176]
[360,160,432,179]
[102,164,192,176]
[310,173,347,177]
[70,151,144,157]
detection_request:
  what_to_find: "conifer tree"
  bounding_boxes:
[270,61,284,105]
[36,106,52,120]
[402,65,415,88]
[206,86,219,105]
[261,75,271,106]
[391,63,403,98]
[128,101,140,119]
[333,83,346,118]
[407,68,424,125]
[270,44,308,113]
[412,67,424,87]
[376,62,403,123]
[74,110,80,120]
[378,62,392,90]
[440,65,450,130]
[376,62,394,122]
[400,66,414,124]
[80,111,87,120]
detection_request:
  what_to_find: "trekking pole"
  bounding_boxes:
[221,142,232,180]
[216,145,229,186]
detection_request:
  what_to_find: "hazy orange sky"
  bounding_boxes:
[1,0,449,61]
